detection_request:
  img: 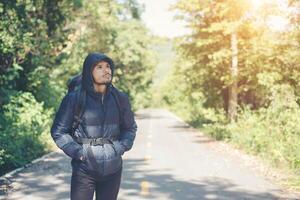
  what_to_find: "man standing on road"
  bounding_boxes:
[51,52,137,200]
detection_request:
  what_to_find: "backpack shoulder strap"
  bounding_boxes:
[71,87,86,136]
[111,86,126,128]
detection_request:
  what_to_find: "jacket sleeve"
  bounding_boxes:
[50,93,83,160]
[118,95,137,153]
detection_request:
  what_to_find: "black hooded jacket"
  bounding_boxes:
[51,53,137,176]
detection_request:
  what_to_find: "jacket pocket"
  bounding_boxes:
[81,144,121,176]
[103,144,122,175]
[82,144,105,173]
[112,140,126,156]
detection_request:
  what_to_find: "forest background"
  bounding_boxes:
[0,0,299,191]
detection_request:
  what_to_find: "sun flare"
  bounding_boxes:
[250,0,290,32]
[251,0,265,10]
[267,15,290,32]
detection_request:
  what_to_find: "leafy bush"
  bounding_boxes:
[27,66,65,109]
[0,92,53,175]
[163,81,300,170]
[228,85,300,169]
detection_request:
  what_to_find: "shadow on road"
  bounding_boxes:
[2,153,297,200]
[168,123,217,144]
[135,112,166,120]
[121,158,293,200]
[2,152,71,200]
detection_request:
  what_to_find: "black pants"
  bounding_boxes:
[70,167,122,200]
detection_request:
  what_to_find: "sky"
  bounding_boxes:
[136,0,293,37]
[137,0,189,38]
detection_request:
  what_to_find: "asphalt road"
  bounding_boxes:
[1,109,300,200]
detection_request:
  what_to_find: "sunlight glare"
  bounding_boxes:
[251,0,264,10]
[250,0,291,32]
[267,15,289,32]
[250,0,288,10]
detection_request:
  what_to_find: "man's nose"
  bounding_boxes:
[105,67,111,73]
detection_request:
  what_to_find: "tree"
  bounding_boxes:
[168,0,300,118]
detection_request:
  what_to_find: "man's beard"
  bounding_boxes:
[92,74,112,85]
[93,79,112,85]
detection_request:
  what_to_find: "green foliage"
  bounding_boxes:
[161,0,300,187]
[0,92,53,175]
[228,85,300,169]
[170,0,300,112]
[151,38,175,86]
[80,0,155,110]
[0,0,82,103]
[111,21,155,109]
[0,0,84,174]
[0,0,155,175]
[27,66,65,109]
[161,55,228,126]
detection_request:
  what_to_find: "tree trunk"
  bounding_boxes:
[228,31,238,121]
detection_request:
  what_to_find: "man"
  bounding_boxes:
[51,52,137,200]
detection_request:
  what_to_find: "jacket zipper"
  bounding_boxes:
[101,94,107,175]
[101,94,107,134]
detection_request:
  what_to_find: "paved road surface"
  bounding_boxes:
[1,109,300,200]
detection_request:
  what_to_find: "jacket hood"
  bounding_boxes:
[82,52,115,95]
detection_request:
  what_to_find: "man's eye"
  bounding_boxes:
[96,64,109,69]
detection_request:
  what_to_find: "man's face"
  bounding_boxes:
[92,61,112,85]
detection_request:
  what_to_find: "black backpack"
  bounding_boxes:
[67,74,126,135]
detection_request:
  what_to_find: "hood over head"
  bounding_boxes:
[82,52,115,95]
